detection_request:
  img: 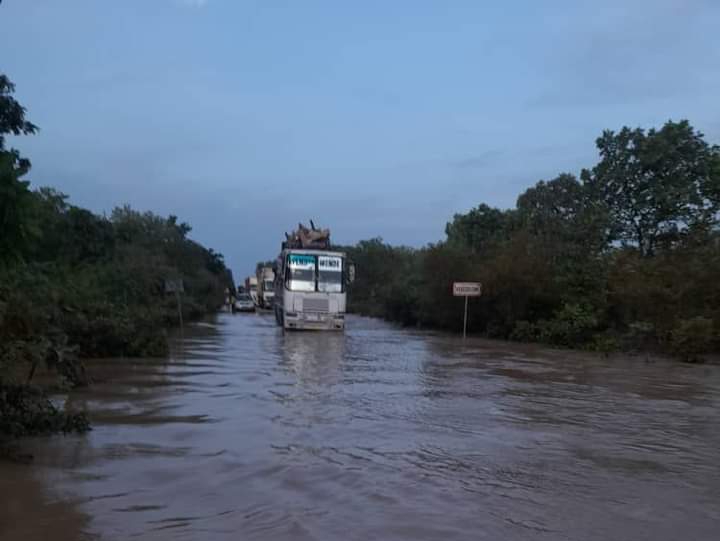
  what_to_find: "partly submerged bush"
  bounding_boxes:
[509,320,538,343]
[0,384,90,439]
[535,303,600,348]
[671,317,717,362]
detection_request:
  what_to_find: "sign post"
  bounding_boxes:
[453,282,482,339]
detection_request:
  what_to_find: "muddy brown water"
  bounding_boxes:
[2,314,719,540]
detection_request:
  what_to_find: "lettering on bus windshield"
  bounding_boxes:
[288,254,315,268]
[318,256,341,271]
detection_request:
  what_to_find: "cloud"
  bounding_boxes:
[180,0,208,7]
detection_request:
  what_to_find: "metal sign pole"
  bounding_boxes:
[463,295,468,339]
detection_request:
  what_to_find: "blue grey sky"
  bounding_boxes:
[2,0,719,277]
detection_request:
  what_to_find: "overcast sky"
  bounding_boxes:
[2,0,719,277]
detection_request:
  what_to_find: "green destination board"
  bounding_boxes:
[289,254,315,267]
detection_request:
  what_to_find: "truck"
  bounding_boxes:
[244,276,259,306]
[273,222,354,331]
[256,266,275,309]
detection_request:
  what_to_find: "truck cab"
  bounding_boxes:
[273,249,349,330]
[257,266,275,309]
[245,276,259,306]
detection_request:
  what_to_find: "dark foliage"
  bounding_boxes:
[345,121,719,360]
[0,74,234,440]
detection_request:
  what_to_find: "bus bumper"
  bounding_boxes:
[283,313,345,331]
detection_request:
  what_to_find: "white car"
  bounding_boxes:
[233,294,256,313]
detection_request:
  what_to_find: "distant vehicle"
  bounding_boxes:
[233,294,255,313]
[245,276,259,306]
[274,222,354,331]
[257,266,275,309]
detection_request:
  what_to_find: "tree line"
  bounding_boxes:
[1,74,234,442]
[342,120,720,360]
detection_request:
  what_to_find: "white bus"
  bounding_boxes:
[273,249,352,331]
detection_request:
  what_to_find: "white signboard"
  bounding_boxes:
[453,282,482,297]
[318,255,342,271]
[164,279,185,293]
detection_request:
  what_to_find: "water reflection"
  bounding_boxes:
[279,331,346,387]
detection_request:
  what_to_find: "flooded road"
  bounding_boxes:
[2,313,720,540]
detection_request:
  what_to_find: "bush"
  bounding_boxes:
[671,317,717,362]
[535,303,600,348]
[589,333,620,354]
[509,320,539,342]
[624,321,658,351]
[0,384,90,439]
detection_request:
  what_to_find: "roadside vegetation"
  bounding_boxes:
[1,74,233,446]
[343,120,720,361]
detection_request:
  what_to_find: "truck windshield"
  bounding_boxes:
[318,255,343,293]
[264,280,274,291]
[286,253,344,292]
[287,254,316,292]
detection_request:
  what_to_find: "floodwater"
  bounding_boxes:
[2,314,719,541]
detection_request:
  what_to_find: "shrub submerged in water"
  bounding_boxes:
[0,384,90,440]
[671,317,717,363]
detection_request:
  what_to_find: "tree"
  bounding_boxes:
[517,172,613,253]
[517,174,585,230]
[582,120,720,256]
[0,74,38,152]
[110,205,191,246]
[0,153,34,264]
[0,74,38,265]
[517,173,609,285]
[445,204,514,254]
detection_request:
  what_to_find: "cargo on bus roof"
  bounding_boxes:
[282,221,331,250]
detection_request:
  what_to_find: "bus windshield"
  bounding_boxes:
[287,254,316,292]
[318,255,342,293]
[286,253,344,292]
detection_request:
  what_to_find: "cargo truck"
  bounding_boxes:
[244,276,259,306]
[256,266,275,309]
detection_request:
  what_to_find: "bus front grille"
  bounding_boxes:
[302,298,329,313]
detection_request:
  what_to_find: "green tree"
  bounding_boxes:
[0,74,38,153]
[110,205,191,246]
[518,174,583,220]
[0,74,39,265]
[516,173,609,307]
[344,238,417,319]
[445,203,514,254]
[28,188,115,263]
[582,120,720,256]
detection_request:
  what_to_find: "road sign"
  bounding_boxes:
[453,282,482,339]
[453,282,482,297]
[164,279,185,293]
